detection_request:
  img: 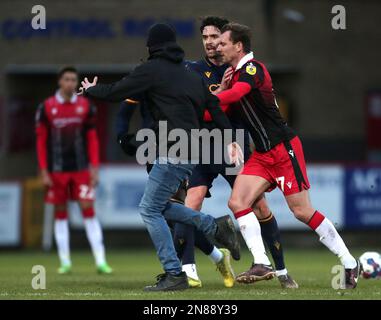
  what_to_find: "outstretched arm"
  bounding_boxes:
[216,82,251,105]
[80,64,154,102]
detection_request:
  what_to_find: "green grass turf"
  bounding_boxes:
[0,249,380,300]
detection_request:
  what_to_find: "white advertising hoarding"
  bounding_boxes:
[69,164,344,230]
[265,165,344,229]
[0,182,22,245]
[202,165,344,230]
[69,165,146,228]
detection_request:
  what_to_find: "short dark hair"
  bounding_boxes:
[221,23,251,53]
[199,16,229,33]
[58,66,78,80]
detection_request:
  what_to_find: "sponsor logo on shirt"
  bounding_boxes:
[52,117,82,128]
[246,63,256,76]
[208,83,220,93]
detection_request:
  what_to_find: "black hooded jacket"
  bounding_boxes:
[84,42,233,160]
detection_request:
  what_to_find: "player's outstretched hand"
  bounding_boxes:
[227,142,244,167]
[78,76,98,95]
[40,169,53,188]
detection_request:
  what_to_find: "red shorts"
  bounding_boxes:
[45,170,95,204]
[240,136,310,196]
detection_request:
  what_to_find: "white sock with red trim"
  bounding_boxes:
[234,209,271,266]
[84,217,106,266]
[54,219,71,266]
[308,211,357,269]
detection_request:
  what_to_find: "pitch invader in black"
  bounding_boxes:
[172,16,298,289]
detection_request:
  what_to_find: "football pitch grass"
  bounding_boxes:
[0,248,380,300]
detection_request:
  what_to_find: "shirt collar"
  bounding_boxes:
[204,56,223,69]
[55,90,77,104]
[204,56,212,67]
[235,52,254,71]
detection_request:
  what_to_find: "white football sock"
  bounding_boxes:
[208,246,223,264]
[275,268,288,277]
[84,217,106,266]
[237,212,271,265]
[182,263,199,280]
[315,218,357,269]
[54,219,71,266]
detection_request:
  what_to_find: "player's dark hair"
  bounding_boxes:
[221,23,252,53]
[57,66,78,80]
[199,16,229,33]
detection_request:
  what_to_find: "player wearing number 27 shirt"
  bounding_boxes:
[35,66,112,275]
[214,23,360,288]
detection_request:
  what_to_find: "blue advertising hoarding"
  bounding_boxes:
[344,167,381,228]
[1,18,195,40]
